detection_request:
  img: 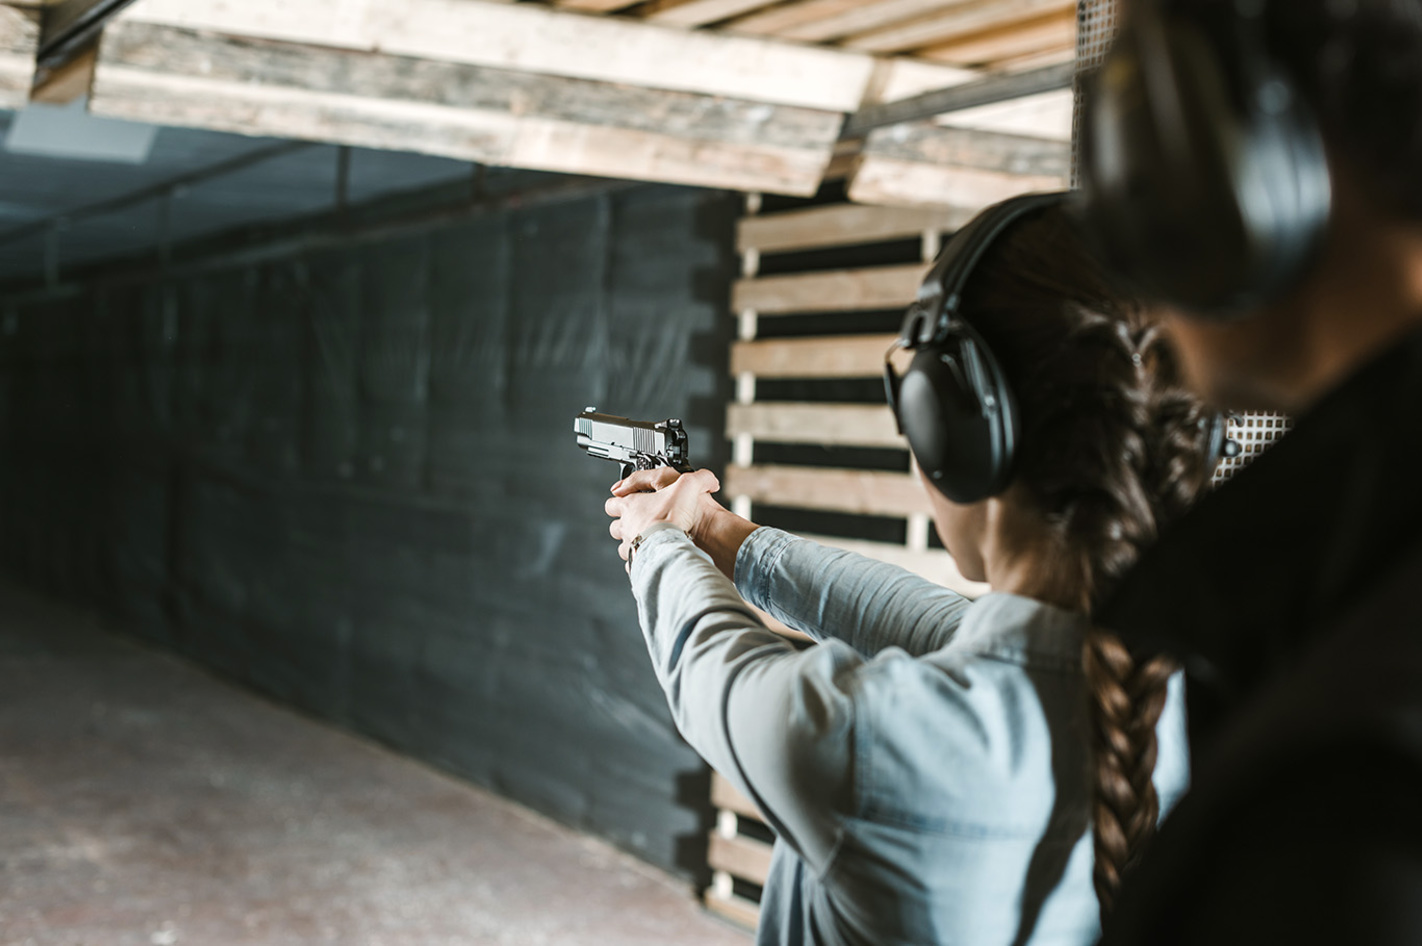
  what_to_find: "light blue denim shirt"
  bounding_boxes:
[629,526,1190,946]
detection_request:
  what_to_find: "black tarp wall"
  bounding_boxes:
[0,181,739,879]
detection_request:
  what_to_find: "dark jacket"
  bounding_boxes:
[1097,325,1422,944]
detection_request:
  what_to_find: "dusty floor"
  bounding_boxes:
[0,579,751,946]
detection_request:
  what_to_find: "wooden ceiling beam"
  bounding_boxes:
[119,0,878,113]
[743,0,972,45]
[89,21,844,195]
[643,0,781,29]
[917,7,1077,67]
[842,0,1072,55]
[846,123,1069,208]
[0,3,40,108]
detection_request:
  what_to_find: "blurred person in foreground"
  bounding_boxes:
[601,193,1219,945]
[1077,0,1422,941]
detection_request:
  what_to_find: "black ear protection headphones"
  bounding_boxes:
[885,191,1240,505]
[884,192,1060,504]
[1077,0,1332,315]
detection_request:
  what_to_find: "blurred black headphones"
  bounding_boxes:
[884,191,1240,505]
[1077,0,1333,316]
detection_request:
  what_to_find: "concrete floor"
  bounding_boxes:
[0,579,751,946]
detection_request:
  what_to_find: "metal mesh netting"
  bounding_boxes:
[1072,0,1289,482]
[1072,0,1120,185]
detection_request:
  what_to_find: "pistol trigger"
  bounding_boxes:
[620,462,635,481]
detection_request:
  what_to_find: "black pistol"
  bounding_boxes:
[574,408,694,481]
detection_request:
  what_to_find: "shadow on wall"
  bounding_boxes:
[0,181,740,882]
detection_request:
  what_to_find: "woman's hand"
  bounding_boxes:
[605,467,723,566]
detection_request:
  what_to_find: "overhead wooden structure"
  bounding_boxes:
[40,0,1075,203]
[0,3,40,108]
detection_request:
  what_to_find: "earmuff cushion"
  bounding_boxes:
[899,329,1017,504]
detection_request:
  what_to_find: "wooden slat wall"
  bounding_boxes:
[726,189,991,616]
[713,180,1124,925]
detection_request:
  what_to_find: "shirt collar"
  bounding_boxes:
[951,591,1091,666]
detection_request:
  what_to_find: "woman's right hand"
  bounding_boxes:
[607,467,723,544]
[606,467,758,579]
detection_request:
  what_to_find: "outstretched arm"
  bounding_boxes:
[608,468,971,658]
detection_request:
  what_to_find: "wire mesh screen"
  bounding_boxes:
[1072,0,1120,186]
[1214,412,1292,485]
[1072,0,1290,480]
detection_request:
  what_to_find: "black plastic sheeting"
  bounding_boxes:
[0,183,739,879]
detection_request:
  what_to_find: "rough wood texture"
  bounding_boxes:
[708,833,774,886]
[725,464,930,517]
[646,0,776,28]
[844,0,1072,53]
[0,3,40,108]
[726,402,904,448]
[732,264,926,314]
[749,0,968,45]
[730,335,894,378]
[847,124,1069,208]
[862,122,1071,175]
[920,6,1077,66]
[119,0,878,112]
[737,202,975,254]
[711,772,762,820]
[92,22,841,195]
[725,0,886,39]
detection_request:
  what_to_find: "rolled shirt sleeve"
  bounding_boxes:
[735,527,972,658]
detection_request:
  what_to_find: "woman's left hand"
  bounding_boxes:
[604,467,722,568]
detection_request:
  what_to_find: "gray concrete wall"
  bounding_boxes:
[0,182,738,880]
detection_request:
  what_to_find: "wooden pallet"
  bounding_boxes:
[705,772,774,928]
[727,191,994,595]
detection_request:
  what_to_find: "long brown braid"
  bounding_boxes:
[958,206,1214,919]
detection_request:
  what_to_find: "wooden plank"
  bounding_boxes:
[120,0,880,113]
[726,464,929,517]
[711,772,763,820]
[29,37,93,102]
[725,0,884,39]
[861,123,1070,176]
[732,264,926,314]
[645,0,780,28]
[705,890,761,929]
[919,7,1077,67]
[730,334,894,378]
[799,532,989,596]
[737,202,975,254]
[843,0,1072,54]
[554,0,641,12]
[938,87,1073,141]
[846,123,1068,208]
[708,832,774,885]
[753,0,971,44]
[726,402,904,448]
[0,3,40,108]
[848,155,1065,208]
[91,23,841,195]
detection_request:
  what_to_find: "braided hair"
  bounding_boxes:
[958,204,1214,919]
